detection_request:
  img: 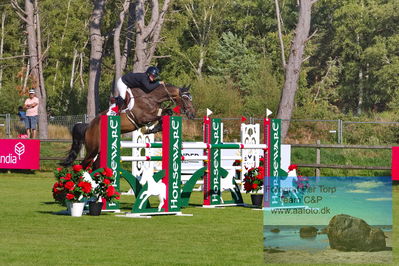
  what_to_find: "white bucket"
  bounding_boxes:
[70,202,85,217]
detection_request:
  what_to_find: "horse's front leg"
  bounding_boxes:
[145,119,163,134]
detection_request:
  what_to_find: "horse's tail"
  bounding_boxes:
[59,122,88,167]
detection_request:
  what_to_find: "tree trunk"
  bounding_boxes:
[133,0,171,72]
[121,2,136,72]
[19,0,48,139]
[35,0,48,138]
[113,0,130,94]
[276,0,316,140]
[275,0,286,68]
[87,0,106,122]
[0,12,5,90]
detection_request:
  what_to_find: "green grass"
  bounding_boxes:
[291,147,392,177]
[0,172,263,265]
[0,172,398,265]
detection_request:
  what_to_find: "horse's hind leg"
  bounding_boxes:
[80,149,98,169]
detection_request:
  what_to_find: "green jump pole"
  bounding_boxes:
[99,115,120,211]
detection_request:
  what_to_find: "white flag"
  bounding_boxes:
[206,108,213,117]
[266,108,273,118]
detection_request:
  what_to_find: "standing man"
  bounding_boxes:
[24,89,39,138]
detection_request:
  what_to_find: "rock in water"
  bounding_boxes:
[327,214,386,251]
[300,226,318,238]
[270,228,280,233]
[318,227,328,234]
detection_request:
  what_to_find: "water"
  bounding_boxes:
[263,225,392,252]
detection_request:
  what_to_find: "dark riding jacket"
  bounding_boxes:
[121,72,160,93]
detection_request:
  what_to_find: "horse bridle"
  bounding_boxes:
[162,84,192,114]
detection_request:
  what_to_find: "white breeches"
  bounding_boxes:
[117,78,128,99]
[116,77,134,111]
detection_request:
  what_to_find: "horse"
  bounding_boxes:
[60,84,196,169]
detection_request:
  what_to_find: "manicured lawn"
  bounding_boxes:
[0,172,263,265]
[1,172,397,265]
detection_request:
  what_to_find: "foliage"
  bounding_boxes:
[243,157,265,193]
[190,76,243,117]
[1,0,399,122]
[89,167,120,203]
[209,32,258,96]
[52,164,92,202]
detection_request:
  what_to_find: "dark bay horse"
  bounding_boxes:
[60,84,196,168]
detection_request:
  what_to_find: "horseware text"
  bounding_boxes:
[212,120,220,202]
[271,121,280,205]
[110,119,119,184]
[170,119,180,208]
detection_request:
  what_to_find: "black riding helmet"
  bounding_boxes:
[146,66,160,78]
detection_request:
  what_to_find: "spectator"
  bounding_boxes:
[23,89,39,138]
[17,106,28,138]
[17,106,26,122]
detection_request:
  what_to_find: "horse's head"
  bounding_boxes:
[178,85,196,119]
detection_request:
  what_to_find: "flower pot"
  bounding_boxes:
[66,200,72,215]
[70,202,85,217]
[251,194,263,207]
[88,202,103,216]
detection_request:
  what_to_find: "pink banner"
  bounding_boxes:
[0,139,40,169]
[392,147,399,181]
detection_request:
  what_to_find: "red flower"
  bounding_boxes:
[103,168,114,177]
[78,181,92,194]
[56,167,62,172]
[66,173,72,179]
[66,193,75,200]
[64,181,75,191]
[72,164,83,172]
[252,183,258,190]
[106,186,116,197]
[103,179,111,185]
[244,182,252,192]
[256,174,263,180]
[232,160,241,166]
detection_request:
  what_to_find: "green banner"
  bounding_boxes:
[209,118,222,205]
[166,116,182,212]
[269,119,307,208]
[106,116,120,211]
[270,119,281,208]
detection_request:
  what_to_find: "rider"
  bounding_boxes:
[107,66,165,116]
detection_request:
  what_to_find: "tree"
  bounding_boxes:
[87,0,106,121]
[12,0,48,138]
[181,0,221,78]
[113,0,132,90]
[133,0,171,72]
[276,0,318,140]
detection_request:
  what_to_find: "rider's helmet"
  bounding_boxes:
[146,66,160,79]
